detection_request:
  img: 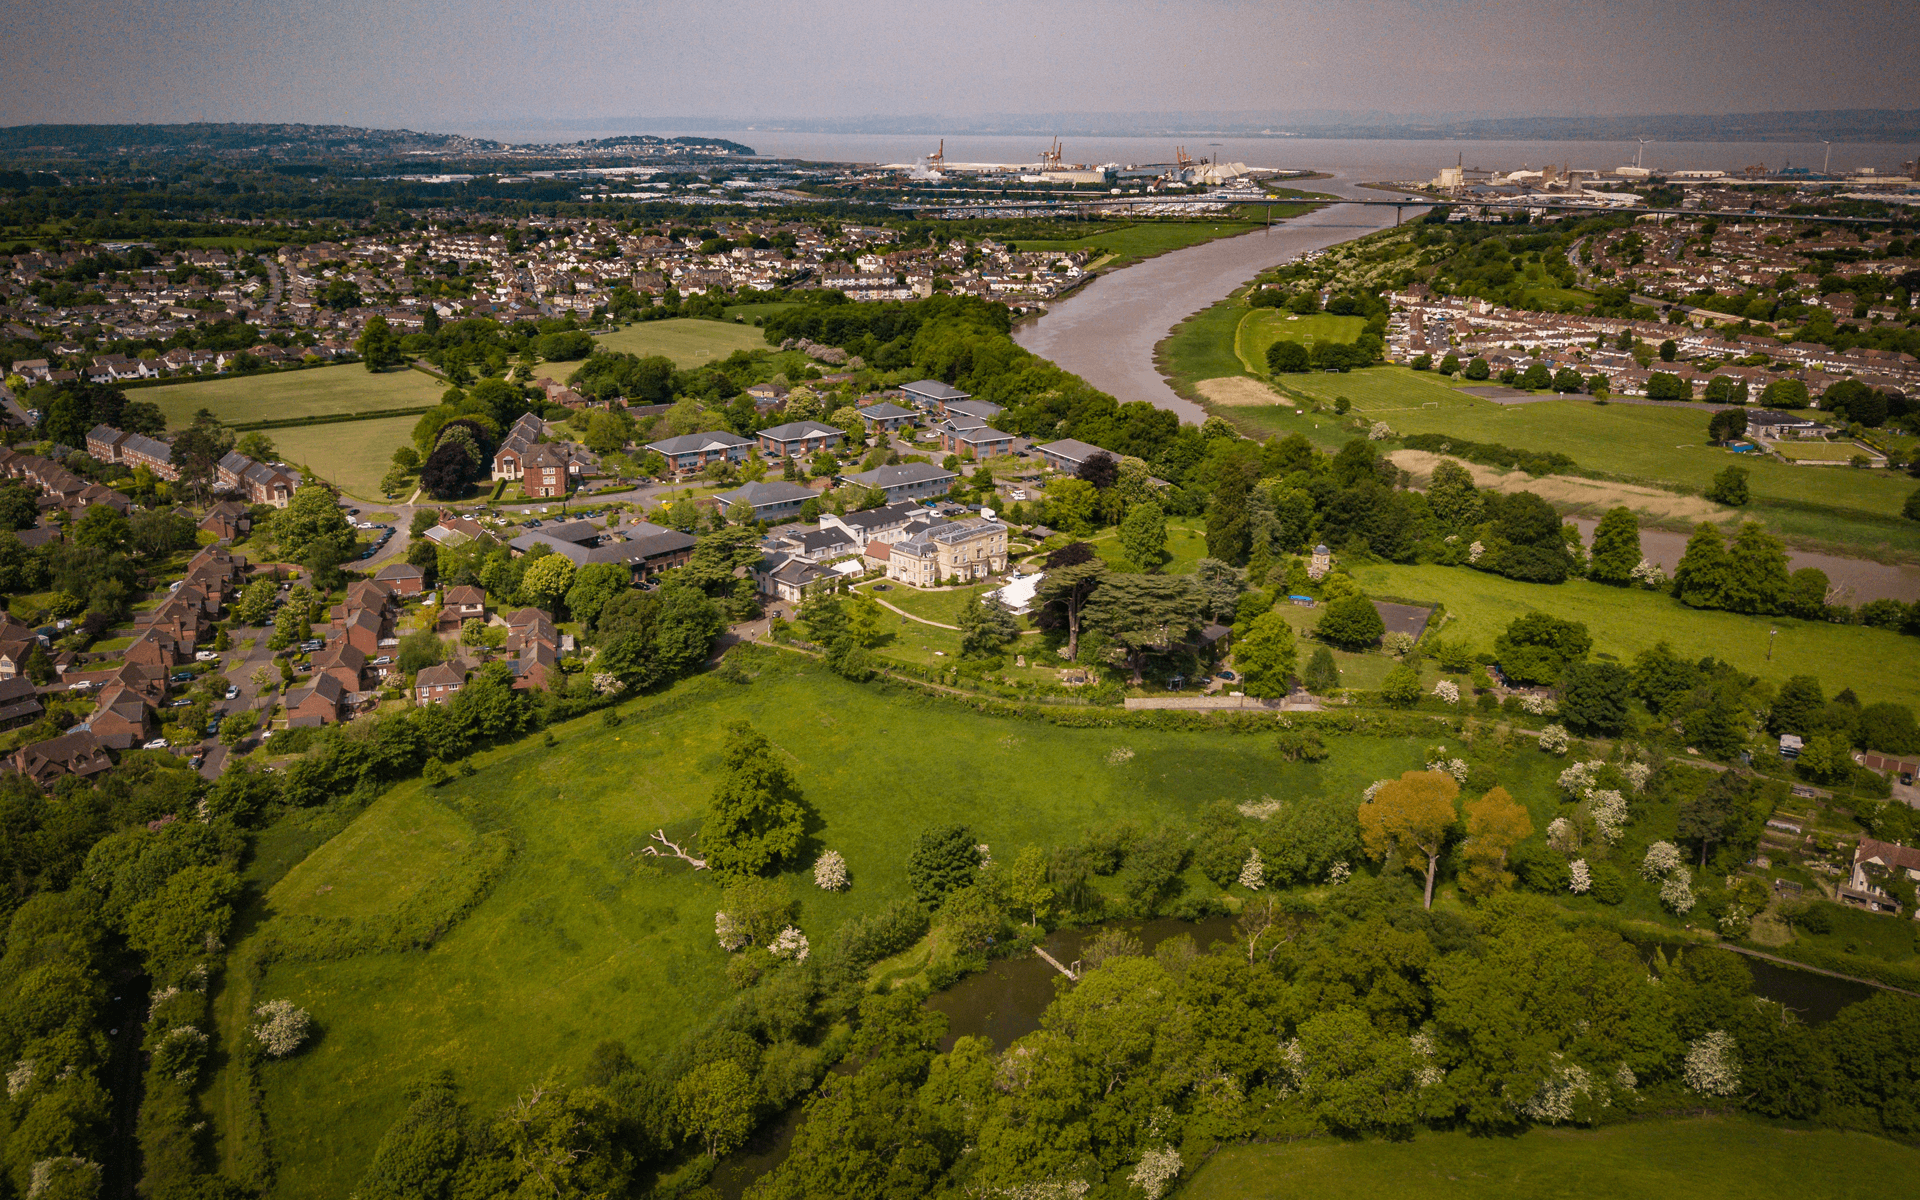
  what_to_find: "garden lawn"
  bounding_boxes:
[1088,519,1212,576]
[1344,561,1920,711]
[1180,1116,1920,1200]
[217,659,1436,1199]
[139,364,445,428]
[271,416,420,500]
[591,318,769,367]
[1282,368,1919,555]
[1236,311,1368,375]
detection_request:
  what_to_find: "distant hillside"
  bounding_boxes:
[0,123,755,159]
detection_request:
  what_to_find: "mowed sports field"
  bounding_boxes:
[212,658,1436,1199]
[1182,1117,1920,1200]
[138,363,446,427]
[271,415,420,499]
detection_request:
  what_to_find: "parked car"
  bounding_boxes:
[189,753,205,769]
[225,686,240,700]
[169,671,194,684]
[167,698,192,708]
[142,738,169,750]
[1217,669,1237,682]
[195,650,219,662]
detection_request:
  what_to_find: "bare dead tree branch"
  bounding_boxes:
[641,829,708,870]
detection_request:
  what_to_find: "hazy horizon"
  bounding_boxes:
[3,0,1915,130]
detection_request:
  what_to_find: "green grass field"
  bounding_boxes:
[1772,442,1867,463]
[1236,311,1369,375]
[1011,220,1266,271]
[1086,519,1213,576]
[1158,295,1258,398]
[592,318,770,367]
[1345,562,1920,711]
[271,416,420,500]
[1270,367,1918,556]
[219,660,1440,1198]
[139,364,445,429]
[1180,1116,1920,1200]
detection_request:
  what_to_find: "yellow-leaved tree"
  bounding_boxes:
[1357,770,1459,909]
[1459,786,1533,900]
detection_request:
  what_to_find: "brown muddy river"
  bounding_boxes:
[1011,179,1410,423]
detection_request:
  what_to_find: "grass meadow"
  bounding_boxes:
[592,318,771,367]
[1236,310,1369,374]
[212,659,1443,1197]
[1011,220,1265,271]
[140,364,446,428]
[1181,1116,1920,1200]
[1158,295,1256,400]
[270,415,421,500]
[1345,561,1920,711]
[1225,366,1917,555]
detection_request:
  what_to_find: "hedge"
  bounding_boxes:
[228,404,436,433]
[1399,433,1580,477]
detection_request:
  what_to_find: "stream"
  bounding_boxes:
[707,916,1881,1198]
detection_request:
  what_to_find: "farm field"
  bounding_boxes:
[1269,367,1918,555]
[212,659,1440,1198]
[138,363,445,428]
[1181,1116,1920,1200]
[591,317,770,367]
[270,415,419,500]
[1236,310,1368,374]
[1344,561,1920,711]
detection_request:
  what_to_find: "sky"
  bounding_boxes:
[2,0,1916,131]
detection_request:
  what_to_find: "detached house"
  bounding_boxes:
[438,585,488,632]
[284,672,348,726]
[13,730,113,787]
[415,661,467,705]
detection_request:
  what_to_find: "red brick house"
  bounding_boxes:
[414,661,466,705]
[283,672,347,725]
[374,561,426,595]
[13,730,112,786]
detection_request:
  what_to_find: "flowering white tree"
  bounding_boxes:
[1622,761,1653,792]
[812,850,849,891]
[715,910,748,952]
[1409,1031,1444,1088]
[768,926,810,962]
[1684,1031,1740,1096]
[1568,860,1592,894]
[1615,1062,1638,1093]
[1630,559,1667,589]
[1433,680,1460,705]
[1557,760,1605,798]
[1384,631,1416,657]
[1468,540,1486,563]
[1659,866,1696,915]
[1237,847,1265,891]
[977,843,993,871]
[1520,693,1554,716]
[1641,841,1682,881]
[251,999,311,1059]
[1538,724,1570,755]
[7,1059,33,1098]
[1128,1146,1183,1200]
[1584,790,1629,844]
[1368,421,1394,441]
[1518,1057,1593,1123]
[1362,780,1390,802]
[1327,861,1352,885]
[1546,817,1581,856]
